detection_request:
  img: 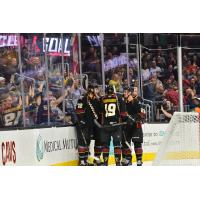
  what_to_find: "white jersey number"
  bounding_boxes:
[105,103,116,117]
[77,103,83,109]
[4,111,21,126]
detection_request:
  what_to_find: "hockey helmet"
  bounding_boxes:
[87,84,95,95]
[106,85,114,95]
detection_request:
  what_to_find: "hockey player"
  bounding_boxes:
[100,85,128,166]
[122,87,145,166]
[75,85,101,166]
[122,88,145,166]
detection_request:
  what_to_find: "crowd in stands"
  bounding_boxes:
[1,33,200,128]
[82,34,200,122]
[0,42,85,128]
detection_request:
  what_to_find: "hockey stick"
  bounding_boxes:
[122,130,134,153]
[94,119,127,130]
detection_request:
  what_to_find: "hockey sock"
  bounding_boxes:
[134,143,143,166]
[102,147,109,165]
[122,146,127,159]
[94,146,102,165]
[94,146,102,159]
[114,146,122,165]
[122,147,132,165]
[78,146,88,164]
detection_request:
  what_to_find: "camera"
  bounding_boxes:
[162,99,171,111]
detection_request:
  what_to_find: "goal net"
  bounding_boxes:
[153,112,200,166]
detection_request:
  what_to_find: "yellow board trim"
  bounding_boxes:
[51,153,156,166]
[165,151,200,160]
[50,152,200,166]
[51,160,79,166]
[108,153,156,165]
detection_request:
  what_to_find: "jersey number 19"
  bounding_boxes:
[105,103,116,117]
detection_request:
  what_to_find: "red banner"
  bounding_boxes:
[72,34,79,74]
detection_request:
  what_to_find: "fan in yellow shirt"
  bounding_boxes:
[108,73,121,92]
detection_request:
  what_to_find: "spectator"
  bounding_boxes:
[143,75,161,101]
[142,62,151,83]
[192,54,200,67]
[109,73,121,92]
[163,87,179,107]
[167,51,176,66]
[192,97,200,113]
[150,61,162,77]
[195,73,200,96]
[184,88,197,110]
[0,77,6,89]
[65,78,85,124]
[182,54,188,67]
[129,67,137,83]
[156,55,166,70]
[164,64,177,80]
[160,99,174,122]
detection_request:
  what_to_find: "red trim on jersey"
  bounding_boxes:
[102,147,109,153]
[78,147,88,153]
[114,148,122,155]
[120,111,128,117]
[139,112,145,119]
[135,147,143,154]
[94,147,102,154]
[136,122,142,128]
[76,108,85,114]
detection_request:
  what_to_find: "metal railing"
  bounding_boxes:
[143,99,154,122]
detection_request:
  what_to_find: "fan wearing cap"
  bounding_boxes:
[75,85,101,166]
[100,84,127,166]
[122,86,145,166]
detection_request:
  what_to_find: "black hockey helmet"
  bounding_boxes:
[124,86,134,93]
[87,84,95,95]
[106,85,114,95]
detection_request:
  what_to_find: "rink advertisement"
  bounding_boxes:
[142,123,168,152]
[0,127,78,166]
[141,123,168,161]
[34,127,78,166]
[0,124,168,165]
[0,129,36,166]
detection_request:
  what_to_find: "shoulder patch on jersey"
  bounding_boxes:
[103,98,117,103]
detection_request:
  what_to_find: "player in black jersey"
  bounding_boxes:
[75,85,101,166]
[122,87,145,166]
[100,85,128,166]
